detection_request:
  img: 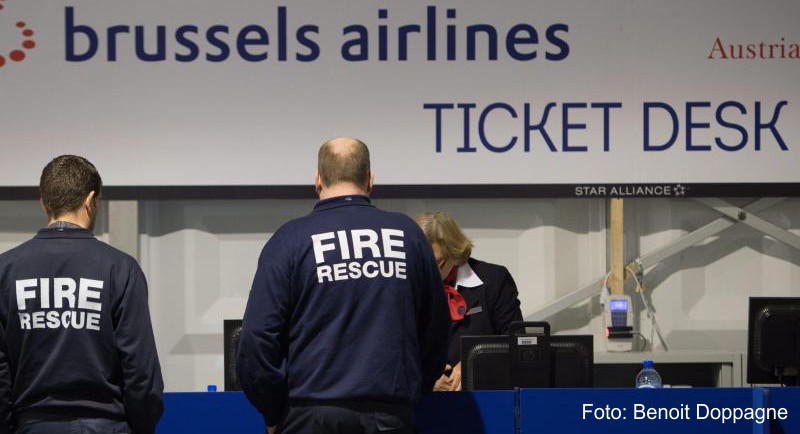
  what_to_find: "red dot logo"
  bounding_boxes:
[0,0,36,70]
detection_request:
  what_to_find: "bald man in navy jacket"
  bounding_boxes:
[238,138,449,434]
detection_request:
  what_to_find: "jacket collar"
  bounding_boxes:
[48,220,84,230]
[455,261,484,288]
[313,195,373,212]
[35,227,96,239]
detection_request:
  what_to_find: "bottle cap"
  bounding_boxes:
[207,384,218,392]
[643,360,654,368]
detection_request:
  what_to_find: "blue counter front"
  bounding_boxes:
[765,387,800,434]
[157,391,516,434]
[157,388,799,434]
[158,392,263,433]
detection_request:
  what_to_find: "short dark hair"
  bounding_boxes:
[39,155,102,218]
[317,138,370,189]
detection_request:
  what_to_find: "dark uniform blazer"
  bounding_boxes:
[447,258,523,365]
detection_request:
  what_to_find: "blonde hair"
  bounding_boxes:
[414,212,473,266]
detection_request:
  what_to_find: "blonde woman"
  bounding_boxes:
[415,212,523,392]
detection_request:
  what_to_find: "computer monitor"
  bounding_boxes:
[461,334,593,391]
[460,336,512,390]
[224,319,243,391]
[551,335,594,387]
[747,297,800,386]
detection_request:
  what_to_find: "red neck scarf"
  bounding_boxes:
[444,267,467,321]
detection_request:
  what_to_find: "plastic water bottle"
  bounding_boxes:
[635,360,662,388]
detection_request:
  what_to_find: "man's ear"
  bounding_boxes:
[314,171,323,194]
[83,191,97,208]
[366,170,374,194]
[83,191,98,215]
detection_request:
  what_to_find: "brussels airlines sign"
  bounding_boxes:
[0,0,797,195]
[64,6,570,63]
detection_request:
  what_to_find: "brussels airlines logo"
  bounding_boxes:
[63,6,569,63]
[0,0,36,70]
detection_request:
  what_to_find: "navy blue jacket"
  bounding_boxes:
[0,227,163,434]
[238,196,449,426]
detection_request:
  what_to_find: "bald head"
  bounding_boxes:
[317,137,371,191]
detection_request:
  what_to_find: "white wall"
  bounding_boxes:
[2,197,799,391]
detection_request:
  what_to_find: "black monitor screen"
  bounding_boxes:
[461,334,593,391]
[460,336,511,390]
[551,335,594,388]
[747,297,800,386]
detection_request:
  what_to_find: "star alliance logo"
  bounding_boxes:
[574,184,691,198]
[0,0,36,70]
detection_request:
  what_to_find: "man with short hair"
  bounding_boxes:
[0,155,163,434]
[238,137,449,434]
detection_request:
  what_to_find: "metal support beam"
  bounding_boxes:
[695,198,800,251]
[527,279,602,321]
[633,198,787,270]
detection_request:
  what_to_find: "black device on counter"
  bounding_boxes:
[461,321,593,390]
